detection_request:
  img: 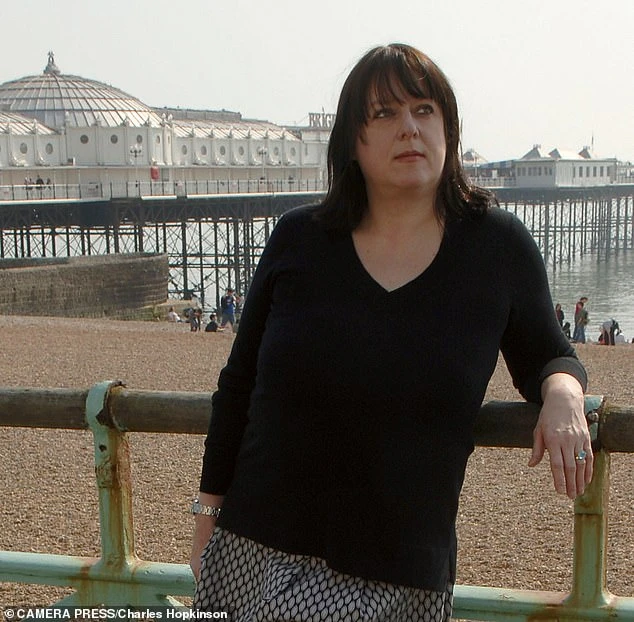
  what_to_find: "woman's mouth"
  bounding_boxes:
[395,150,425,161]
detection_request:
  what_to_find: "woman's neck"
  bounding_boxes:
[352,196,445,292]
[359,193,441,239]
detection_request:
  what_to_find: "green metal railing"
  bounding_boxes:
[0,381,633,620]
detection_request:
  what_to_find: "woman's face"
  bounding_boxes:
[354,86,446,201]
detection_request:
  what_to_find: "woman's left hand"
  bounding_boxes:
[528,373,593,499]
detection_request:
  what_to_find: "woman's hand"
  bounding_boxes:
[190,516,216,581]
[528,373,593,499]
[189,493,224,582]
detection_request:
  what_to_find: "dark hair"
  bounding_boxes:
[315,43,494,230]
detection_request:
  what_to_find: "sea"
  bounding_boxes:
[548,248,634,342]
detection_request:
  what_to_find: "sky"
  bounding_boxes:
[2,0,633,163]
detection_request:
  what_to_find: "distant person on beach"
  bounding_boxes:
[190,44,591,621]
[188,307,202,331]
[562,321,572,340]
[219,288,238,329]
[190,308,202,332]
[167,306,181,323]
[600,319,620,345]
[573,296,589,343]
[555,303,564,328]
[205,313,219,333]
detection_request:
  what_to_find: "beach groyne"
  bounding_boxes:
[0,253,168,319]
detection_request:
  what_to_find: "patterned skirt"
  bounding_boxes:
[193,527,453,622]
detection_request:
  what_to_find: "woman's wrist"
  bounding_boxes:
[541,372,584,401]
[191,492,224,517]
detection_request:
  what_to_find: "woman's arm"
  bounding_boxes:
[191,208,308,581]
[189,492,224,581]
[498,212,591,497]
[198,211,294,494]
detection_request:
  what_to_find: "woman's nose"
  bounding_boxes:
[399,110,419,138]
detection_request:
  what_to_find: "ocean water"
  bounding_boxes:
[548,248,634,342]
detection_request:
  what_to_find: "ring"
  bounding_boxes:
[575,450,587,462]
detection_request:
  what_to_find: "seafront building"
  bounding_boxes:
[461,146,629,189]
[0,53,330,194]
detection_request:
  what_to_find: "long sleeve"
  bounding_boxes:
[499,212,587,403]
[199,211,293,494]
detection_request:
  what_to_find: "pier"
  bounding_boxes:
[1,181,633,309]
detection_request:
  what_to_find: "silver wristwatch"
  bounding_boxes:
[190,498,222,518]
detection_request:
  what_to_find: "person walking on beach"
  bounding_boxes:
[189,307,202,332]
[190,43,592,621]
[219,288,237,330]
[573,296,589,343]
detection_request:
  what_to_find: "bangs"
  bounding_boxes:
[360,52,445,122]
[335,44,456,160]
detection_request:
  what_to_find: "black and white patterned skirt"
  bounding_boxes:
[194,527,453,621]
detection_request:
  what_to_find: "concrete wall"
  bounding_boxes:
[0,253,168,319]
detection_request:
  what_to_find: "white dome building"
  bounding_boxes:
[0,52,328,196]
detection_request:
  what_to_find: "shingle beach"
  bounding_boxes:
[0,315,632,606]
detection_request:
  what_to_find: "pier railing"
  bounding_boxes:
[0,178,328,202]
[2,178,634,203]
[0,381,633,620]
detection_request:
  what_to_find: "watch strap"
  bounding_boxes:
[190,499,222,518]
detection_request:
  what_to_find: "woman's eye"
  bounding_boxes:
[373,107,393,119]
[416,103,434,115]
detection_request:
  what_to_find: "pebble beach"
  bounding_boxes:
[0,314,632,607]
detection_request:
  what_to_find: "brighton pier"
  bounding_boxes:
[1,182,633,311]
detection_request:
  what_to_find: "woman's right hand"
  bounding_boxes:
[190,515,217,581]
[189,493,224,581]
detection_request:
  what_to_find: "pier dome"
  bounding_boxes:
[0,52,162,130]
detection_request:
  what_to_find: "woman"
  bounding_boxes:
[190,44,592,621]
[555,303,564,328]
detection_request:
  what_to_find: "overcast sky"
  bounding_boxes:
[3,0,633,162]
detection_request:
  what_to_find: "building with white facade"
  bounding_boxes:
[514,145,618,188]
[0,52,329,195]
[462,144,626,189]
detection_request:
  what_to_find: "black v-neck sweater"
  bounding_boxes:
[200,203,587,590]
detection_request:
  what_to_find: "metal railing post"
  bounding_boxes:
[85,380,135,566]
[566,450,613,611]
[47,381,190,607]
[564,395,615,617]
